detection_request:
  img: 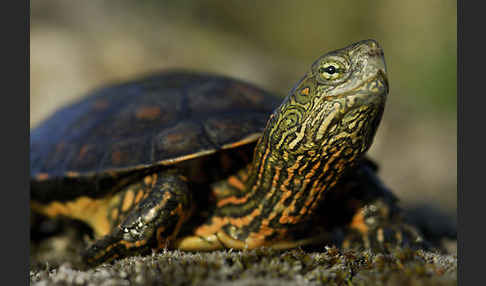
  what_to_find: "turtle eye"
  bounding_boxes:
[318,61,344,81]
[325,66,336,74]
[312,56,351,85]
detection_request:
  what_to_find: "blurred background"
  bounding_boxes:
[31,1,456,232]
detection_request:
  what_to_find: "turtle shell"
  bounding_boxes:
[31,71,281,201]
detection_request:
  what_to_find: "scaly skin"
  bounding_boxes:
[179,39,388,249]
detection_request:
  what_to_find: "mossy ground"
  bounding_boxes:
[30,248,456,286]
[30,224,456,286]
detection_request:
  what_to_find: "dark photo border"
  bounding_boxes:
[460,0,483,285]
[4,0,29,284]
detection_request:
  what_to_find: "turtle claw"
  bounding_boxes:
[342,221,428,252]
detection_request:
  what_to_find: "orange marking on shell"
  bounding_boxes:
[78,145,92,160]
[65,171,80,177]
[135,106,161,120]
[233,83,263,104]
[111,150,123,165]
[52,142,67,157]
[35,173,49,180]
[121,191,135,212]
[164,132,186,145]
[93,99,109,110]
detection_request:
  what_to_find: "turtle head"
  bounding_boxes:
[264,39,388,163]
[222,40,389,235]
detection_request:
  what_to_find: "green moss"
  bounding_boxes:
[31,243,456,285]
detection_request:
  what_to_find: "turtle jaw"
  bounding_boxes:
[314,73,387,159]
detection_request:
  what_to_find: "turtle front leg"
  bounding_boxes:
[82,170,192,266]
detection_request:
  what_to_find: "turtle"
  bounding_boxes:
[30,39,423,266]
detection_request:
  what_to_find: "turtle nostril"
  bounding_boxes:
[367,48,384,58]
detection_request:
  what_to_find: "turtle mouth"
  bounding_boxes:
[323,69,389,102]
[377,69,389,95]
